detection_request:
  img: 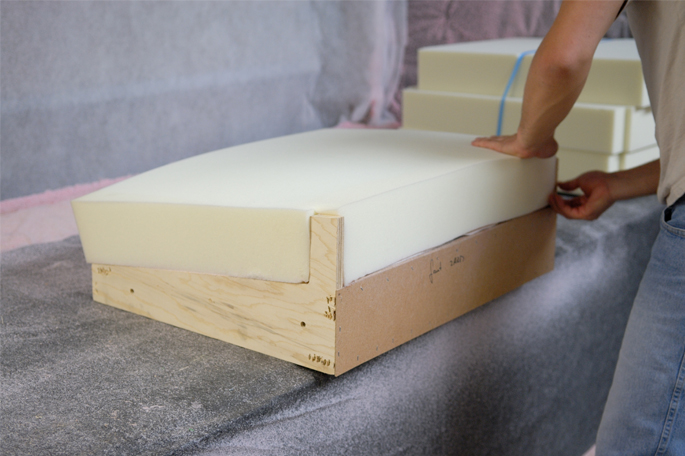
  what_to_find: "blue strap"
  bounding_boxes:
[497,49,536,136]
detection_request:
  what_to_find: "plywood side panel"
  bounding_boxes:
[92,215,342,374]
[334,208,556,375]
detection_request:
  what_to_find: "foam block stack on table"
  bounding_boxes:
[403,38,659,182]
[73,128,557,375]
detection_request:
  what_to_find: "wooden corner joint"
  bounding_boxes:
[309,214,344,291]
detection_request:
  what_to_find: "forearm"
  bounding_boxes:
[517,42,592,150]
[516,0,621,149]
[607,160,660,201]
[472,0,626,159]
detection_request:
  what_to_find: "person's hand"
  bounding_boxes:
[471,134,558,159]
[549,171,616,220]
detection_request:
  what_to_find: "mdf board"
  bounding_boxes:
[402,88,656,154]
[417,38,648,107]
[92,208,556,376]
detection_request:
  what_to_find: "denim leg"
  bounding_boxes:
[596,197,685,456]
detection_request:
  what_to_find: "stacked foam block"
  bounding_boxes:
[403,38,659,182]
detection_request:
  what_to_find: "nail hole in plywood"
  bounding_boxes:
[130,289,134,294]
[300,321,306,327]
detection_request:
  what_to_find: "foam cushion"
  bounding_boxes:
[73,129,556,285]
[625,107,656,153]
[557,150,620,182]
[403,88,655,153]
[556,145,659,182]
[418,38,648,107]
[621,145,660,171]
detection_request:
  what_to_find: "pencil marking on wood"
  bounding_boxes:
[429,258,442,284]
[308,354,331,366]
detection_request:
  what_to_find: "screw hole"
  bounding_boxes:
[300,321,306,327]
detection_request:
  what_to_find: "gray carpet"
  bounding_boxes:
[1,197,663,455]
[1,237,320,455]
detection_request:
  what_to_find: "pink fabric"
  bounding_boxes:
[0,176,132,214]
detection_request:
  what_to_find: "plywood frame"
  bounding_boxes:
[92,209,555,376]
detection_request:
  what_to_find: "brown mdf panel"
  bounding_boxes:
[92,215,343,375]
[334,208,556,375]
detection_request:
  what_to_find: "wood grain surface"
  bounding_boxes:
[92,215,342,374]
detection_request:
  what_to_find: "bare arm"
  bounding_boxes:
[470,0,655,222]
[471,0,626,158]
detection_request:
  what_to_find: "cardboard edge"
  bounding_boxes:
[334,207,556,376]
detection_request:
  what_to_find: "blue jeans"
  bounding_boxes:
[596,196,685,455]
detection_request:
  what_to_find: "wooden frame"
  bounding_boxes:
[92,208,555,376]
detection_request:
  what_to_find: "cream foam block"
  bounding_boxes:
[557,150,620,183]
[625,107,657,153]
[620,145,660,171]
[402,88,656,154]
[73,129,556,285]
[418,38,649,107]
[556,145,660,182]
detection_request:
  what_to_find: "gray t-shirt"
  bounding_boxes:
[627,0,685,206]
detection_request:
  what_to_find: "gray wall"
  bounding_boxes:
[1,1,406,199]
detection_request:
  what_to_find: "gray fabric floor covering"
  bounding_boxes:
[1,197,662,456]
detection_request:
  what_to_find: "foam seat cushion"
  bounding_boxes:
[418,38,648,107]
[556,145,659,182]
[73,129,556,285]
[402,88,655,153]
